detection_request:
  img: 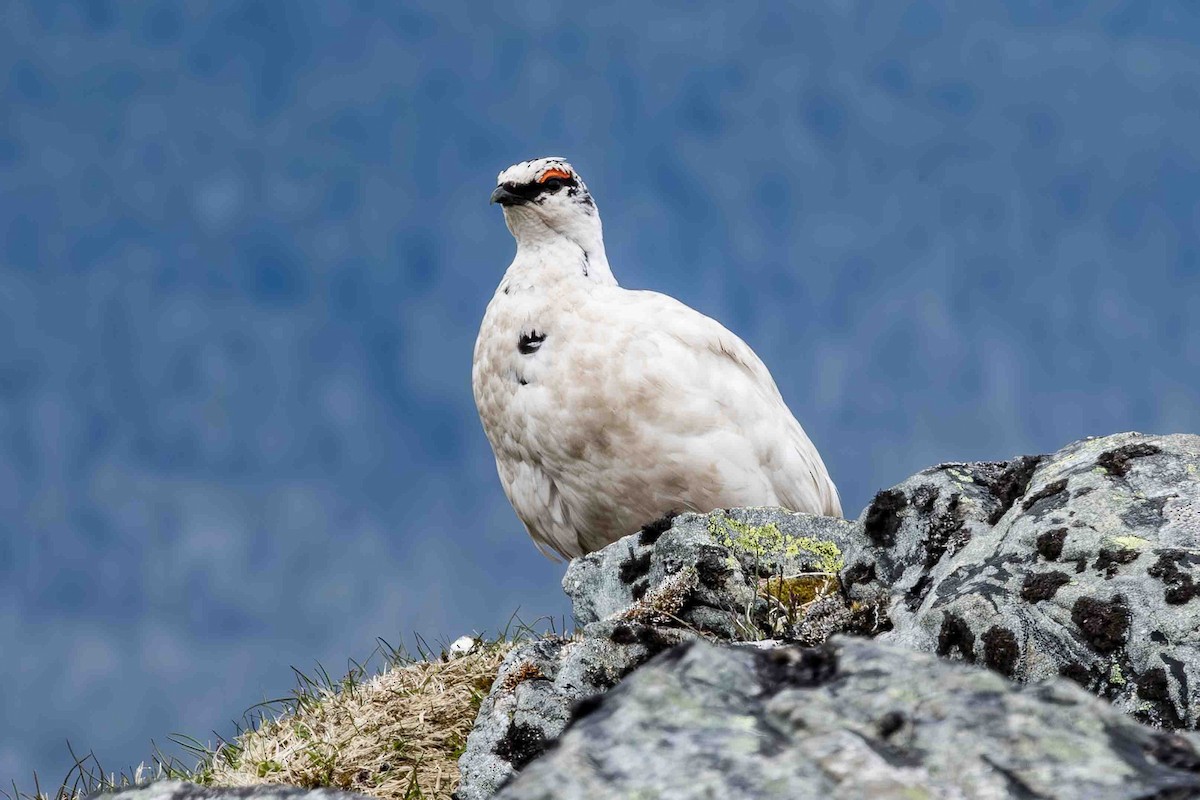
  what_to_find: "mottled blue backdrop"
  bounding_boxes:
[2,0,1199,786]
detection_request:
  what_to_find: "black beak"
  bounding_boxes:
[490,184,527,206]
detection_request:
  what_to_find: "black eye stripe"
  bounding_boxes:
[518,331,546,355]
[499,175,578,202]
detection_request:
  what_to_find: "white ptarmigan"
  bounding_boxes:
[472,157,842,560]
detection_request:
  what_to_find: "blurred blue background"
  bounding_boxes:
[2,0,1199,787]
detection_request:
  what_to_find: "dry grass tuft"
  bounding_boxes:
[206,640,513,800]
[5,620,566,800]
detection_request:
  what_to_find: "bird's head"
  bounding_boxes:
[491,157,606,262]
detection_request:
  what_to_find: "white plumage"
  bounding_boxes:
[472,157,842,560]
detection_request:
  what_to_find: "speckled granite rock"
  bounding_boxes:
[461,432,1200,798]
[857,432,1200,729]
[452,625,695,800]
[455,508,867,800]
[496,637,1200,800]
[86,782,371,800]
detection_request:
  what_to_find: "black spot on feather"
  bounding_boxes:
[518,331,545,355]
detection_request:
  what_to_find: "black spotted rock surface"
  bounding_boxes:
[851,432,1200,728]
[494,638,1200,800]
[459,431,1200,798]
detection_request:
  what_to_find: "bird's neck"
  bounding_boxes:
[509,237,616,288]
[505,212,618,287]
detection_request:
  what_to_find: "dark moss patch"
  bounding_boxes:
[1021,570,1071,602]
[842,561,876,587]
[618,550,652,584]
[495,721,548,769]
[847,592,893,636]
[936,612,976,662]
[912,485,939,513]
[864,489,907,547]
[1060,662,1093,688]
[1134,674,1187,730]
[609,622,672,654]
[982,626,1020,678]
[983,455,1043,524]
[638,510,679,546]
[609,623,638,647]
[694,551,731,591]
[1098,442,1162,478]
[1095,547,1141,578]
[877,710,905,739]
[1071,596,1130,653]
[1036,528,1068,561]
[754,644,838,692]
[1139,667,1171,702]
[1147,551,1199,605]
[1021,478,1068,513]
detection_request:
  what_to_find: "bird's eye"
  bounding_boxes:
[542,177,565,189]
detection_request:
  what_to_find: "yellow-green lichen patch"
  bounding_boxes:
[1109,662,1126,686]
[707,515,844,574]
[945,467,975,485]
[1107,535,1151,550]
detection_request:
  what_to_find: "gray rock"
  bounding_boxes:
[462,432,1200,798]
[858,432,1200,729]
[564,507,866,638]
[86,781,371,800]
[457,508,866,800]
[453,627,695,800]
[496,638,1200,800]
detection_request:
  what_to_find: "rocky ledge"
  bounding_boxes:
[457,431,1200,799]
[91,432,1200,800]
[496,638,1200,799]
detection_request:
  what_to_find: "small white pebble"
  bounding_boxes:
[449,635,478,657]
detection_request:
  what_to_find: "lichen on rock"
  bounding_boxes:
[706,513,845,573]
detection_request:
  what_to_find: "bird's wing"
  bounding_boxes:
[610,289,842,518]
[496,457,580,561]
